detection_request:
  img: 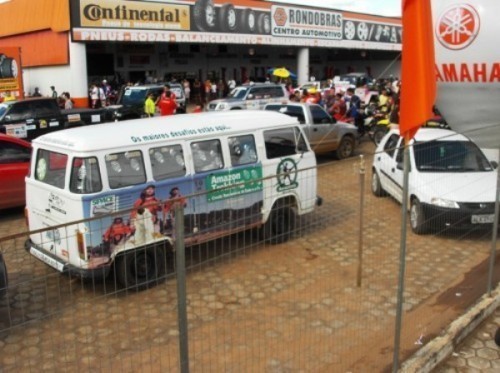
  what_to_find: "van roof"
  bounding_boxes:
[32,110,299,152]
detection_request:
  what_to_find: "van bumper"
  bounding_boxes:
[25,239,111,280]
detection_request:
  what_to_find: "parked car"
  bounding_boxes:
[207,83,288,111]
[264,102,358,159]
[0,133,31,209]
[371,127,499,234]
[109,83,186,121]
[0,98,107,141]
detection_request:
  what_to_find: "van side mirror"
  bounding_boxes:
[491,161,498,169]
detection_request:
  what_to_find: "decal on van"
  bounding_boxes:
[91,195,118,217]
[276,158,298,191]
[206,165,263,202]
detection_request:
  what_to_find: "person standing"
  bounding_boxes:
[63,92,73,109]
[193,78,202,105]
[50,86,58,98]
[90,84,99,108]
[183,79,191,104]
[204,79,211,105]
[144,93,156,117]
[32,87,42,97]
[158,91,177,116]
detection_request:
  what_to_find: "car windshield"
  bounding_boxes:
[414,140,493,172]
[227,87,248,99]
[120,88,149,105]
[0,104,8,118]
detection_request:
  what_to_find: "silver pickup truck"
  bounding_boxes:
[264,103,358,159]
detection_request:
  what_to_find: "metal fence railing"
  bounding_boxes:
[0,134,498,372]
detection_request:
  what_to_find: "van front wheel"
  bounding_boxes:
[115,245,166,291]
[262,202,296,244]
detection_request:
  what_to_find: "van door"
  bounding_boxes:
[262,126,317,216]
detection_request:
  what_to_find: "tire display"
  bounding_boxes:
[193,0,217,32]
[0,54,18,79]
[344,21,356,40]
[219,3,238,32]
[257,13,271,34]
[240,8,257,33]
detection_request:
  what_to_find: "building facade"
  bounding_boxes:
[0,0,402,106]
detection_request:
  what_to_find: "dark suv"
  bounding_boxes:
[109,83,186,121]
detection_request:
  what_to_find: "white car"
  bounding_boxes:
[371,127,499,234]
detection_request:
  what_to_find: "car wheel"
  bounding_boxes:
[410,198,428,234]
[257,13,271,34]
[334,136,355,160]
[115,245,166,291]
[0,252,8,299]
[240,8,257,33]
[193,0,217,32]
[372,126,388,146]
[0,54,18,79]
[371,170,386,197]
[219,3,237,32]
[262,201,296,244]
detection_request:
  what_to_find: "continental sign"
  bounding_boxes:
[71,0,401,49]
[0,47,24,100]
[79,0,190,31]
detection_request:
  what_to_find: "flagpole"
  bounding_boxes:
[392,134,411,372]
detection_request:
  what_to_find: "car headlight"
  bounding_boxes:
[216,103,228,110]
[114,111,122,117]
[430,198,459,209]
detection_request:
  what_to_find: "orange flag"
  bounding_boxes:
[399,0,436,141]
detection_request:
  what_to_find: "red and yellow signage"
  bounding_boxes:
[0,47,24,100]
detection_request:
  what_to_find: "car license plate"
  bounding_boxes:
[471,214,495,224]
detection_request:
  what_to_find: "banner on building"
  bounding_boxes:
[0,47,24,100]
[70,0,402,50]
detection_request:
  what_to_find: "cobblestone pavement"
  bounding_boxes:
[434,307,500,372]
[0,137,498,371]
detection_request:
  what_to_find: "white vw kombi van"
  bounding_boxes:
[25,111,321,289]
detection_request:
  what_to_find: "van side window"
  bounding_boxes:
[191,140,224,173]
[105,150,146,189]
[228,135,257,166]
[35,149,67,189]
[70,157,102,194]
[264,127,308,159]
[149,145,186,181]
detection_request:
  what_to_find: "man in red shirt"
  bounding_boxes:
[158,91,177,116]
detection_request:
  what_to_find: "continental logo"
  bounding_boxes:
[80,0,190,30]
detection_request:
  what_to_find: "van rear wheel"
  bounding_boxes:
[262,202,296,244]
[115,245,166,291]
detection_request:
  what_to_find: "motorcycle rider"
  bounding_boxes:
[345,88,364,135]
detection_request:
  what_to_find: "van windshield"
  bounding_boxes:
[414,140,492,172]
[227,87,248,99]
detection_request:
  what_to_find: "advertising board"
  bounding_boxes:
[70,0,402,50]
[0,47,24,101]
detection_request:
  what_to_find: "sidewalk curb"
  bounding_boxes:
[400,283,500,372]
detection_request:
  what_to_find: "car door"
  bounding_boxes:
[0,137,31,209]
[306,105,338,153]
[374,133,402,199]
[31,100,62,138]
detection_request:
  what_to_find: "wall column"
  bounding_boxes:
[297,47,309,85]
[69,41,89,107]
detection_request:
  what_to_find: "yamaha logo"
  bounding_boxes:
[436,4,480,50]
